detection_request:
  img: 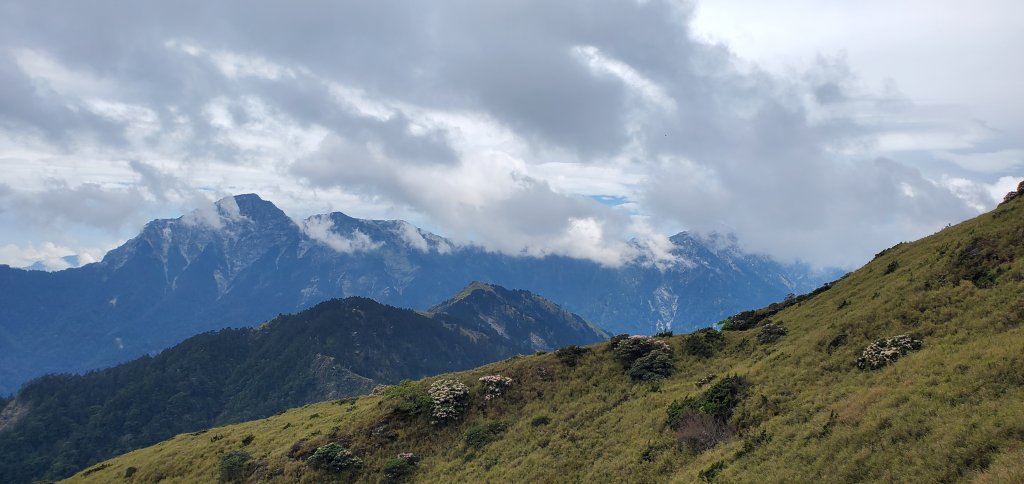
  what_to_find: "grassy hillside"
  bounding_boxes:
[67,196,1024,483]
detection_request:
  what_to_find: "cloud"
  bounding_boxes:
[301,214,382,253]
[0,241,105,270]
[0,0,1020,269]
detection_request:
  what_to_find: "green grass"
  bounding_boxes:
[66,198,1024,483]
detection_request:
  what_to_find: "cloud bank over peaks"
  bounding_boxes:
[0,0,1019,270]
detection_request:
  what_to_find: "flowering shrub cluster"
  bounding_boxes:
[757,322,788,344]
[611,335,675,380]
[479,375,513,401]
[428,379,470,424]
[856,335,923,370]
[306,443,363,473]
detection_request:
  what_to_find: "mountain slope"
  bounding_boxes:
[428,281,610,352]
[69,191,1024,483]
[0,194,832,394]
[0,284,604,483]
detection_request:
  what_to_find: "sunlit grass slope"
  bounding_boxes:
[68,197,1024,483]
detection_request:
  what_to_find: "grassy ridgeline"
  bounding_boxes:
[68,198,1024,483]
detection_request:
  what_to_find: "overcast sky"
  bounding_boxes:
[0,0,1021,270]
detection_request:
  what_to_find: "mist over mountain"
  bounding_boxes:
[0,194,834,394]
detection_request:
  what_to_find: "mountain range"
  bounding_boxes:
[0,282,605,483]
[65,181,1024,483]
[0,194,834,394]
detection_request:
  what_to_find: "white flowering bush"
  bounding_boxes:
[479,375,513,401]
[856,335,923,370]
[428,379,469,424]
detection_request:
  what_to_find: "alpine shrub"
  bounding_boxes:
[613,335,670,367]
[699,460,727,482]
[465,421,507,449]
[383,453,418,481]
[555,345,590,367]
[856,335,923,370]
[428,379,469,424]
[684,329,725,358]
[384,380,432,418]
[627,348,675,381]
[757,323,787,344]
[479,375,513,401]
[219,450,252,482]
[531,415,551,427]
[667,375,750,450]
[306,443,363,473]
[612,335,676,380]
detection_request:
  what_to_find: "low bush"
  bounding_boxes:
[219,450,252,482]
[627,348,675,381]
[688,376,749,421]
[611,335,676,380]
[385,380,433,418]
[684,329,725,358]
[306,443,363,473]
[465,421,507,449]
[884,260,900,275]
[699,460,727,482]
[667,376,750,452]
[531,415,551,427]
[950,236,1005,288]
[757,323,787,344]
[826,333,848,355]
[856,335,923,370]
[383,452,418,481]
[555,345,591,367]
[613,335,669,368]
[696,373,716,388]
[675,413,730,453]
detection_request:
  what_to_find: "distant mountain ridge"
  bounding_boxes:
[0,283,604,483]
[428,281,610,351]
[64,180,1024,484]
[0,194,835,393]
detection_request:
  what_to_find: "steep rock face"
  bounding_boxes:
[0,194,834,393]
